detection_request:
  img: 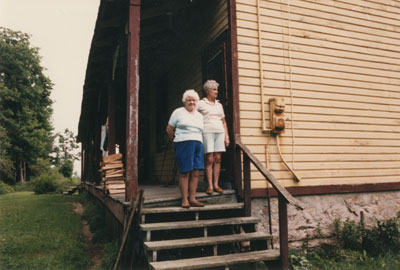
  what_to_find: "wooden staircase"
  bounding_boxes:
[139,202,280,270]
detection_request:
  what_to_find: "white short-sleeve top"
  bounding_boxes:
[168,107,203,142]
[197,98,225,133]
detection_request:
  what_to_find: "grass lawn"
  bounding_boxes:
[0,192,90,270]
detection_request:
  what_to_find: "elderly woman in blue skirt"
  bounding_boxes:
[166,89,205,208]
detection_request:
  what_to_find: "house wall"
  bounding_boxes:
[235,0,400,189]
[151,0,229,183]
[253,191,400,247]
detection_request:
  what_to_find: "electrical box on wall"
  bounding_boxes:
[269,97,285,134]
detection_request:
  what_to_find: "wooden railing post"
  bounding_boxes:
[278,194,289,270]
[243,154,251,217]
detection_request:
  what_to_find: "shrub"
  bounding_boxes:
[32,170,70,194]
[101,240,119,270]
[363,218,400,257]
[0,180,14,195]
[334,218,363,251]
[14,181,34,192]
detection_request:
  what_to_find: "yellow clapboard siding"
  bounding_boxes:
[239,48,400,75]
[235,0,400,188]
[252,176,400,189]
[237,1,400,41]
[238,37,400,67]
[265,161,400,171]
[240,127,400,140]
[238,69,400,93]
[236,0,400,27]
[236,28,400,64]
[249,167,400,180]
[238,55,400,82]
[238,62,400,86]
[242,136,400,147]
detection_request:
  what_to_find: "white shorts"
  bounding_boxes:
[203,133,226,154]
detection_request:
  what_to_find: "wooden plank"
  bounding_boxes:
[83,183,125,224]
[103,153,123,163]
[144,231,272,251]
[141,203,244,214]
[140,217,260,231]
[149,250,280,270]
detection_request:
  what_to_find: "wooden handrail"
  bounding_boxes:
[235,138,303,270]
[235,139,303,210]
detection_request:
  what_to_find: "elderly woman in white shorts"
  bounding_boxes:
[197,80,229,195]
[166,89,205,208]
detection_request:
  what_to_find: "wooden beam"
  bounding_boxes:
[125,0,141,202]
[251,182,400,198]
[243,154,251,217]
[83,182,125,224]
[228,0,242,193]
[278,194,289,270]
[107,82,116,154]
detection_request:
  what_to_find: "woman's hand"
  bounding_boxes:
[166,125,175,141]
[225,136,230,147]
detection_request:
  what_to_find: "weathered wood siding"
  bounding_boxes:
[153,0,229,182]
[236,0,400,189]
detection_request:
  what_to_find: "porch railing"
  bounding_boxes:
[235,139,303,270]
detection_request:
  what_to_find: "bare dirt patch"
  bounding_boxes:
[71,202,103,270]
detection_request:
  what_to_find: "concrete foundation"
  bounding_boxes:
[252,191,400,248]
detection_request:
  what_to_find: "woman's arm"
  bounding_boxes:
[166,124,175,141]
[222,117,229,147]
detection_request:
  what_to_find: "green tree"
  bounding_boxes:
[52,128,80,178]
[0,27,53,184]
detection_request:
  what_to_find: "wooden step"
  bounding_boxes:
[144,231,272,251]
[141,203,244,214]
[140,217,260,232]
[149,250,280,270]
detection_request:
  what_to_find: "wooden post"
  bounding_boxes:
[125,0,141,202]
[243,154,251,217]
[107,82,116,155]
[278,194,289,270]
[227,0,241,193]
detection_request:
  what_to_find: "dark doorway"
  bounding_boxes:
[202,30,234,188]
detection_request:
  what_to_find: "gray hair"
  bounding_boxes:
[203,80,220,93]
[182,89,200,103]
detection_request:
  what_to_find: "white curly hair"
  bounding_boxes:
[203,80,220,94]
[181,89,200,103]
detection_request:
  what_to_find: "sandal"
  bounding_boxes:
[189,201,205,207]
[206,188,214,195]
[181,202,190,209]
[214,187,224,194]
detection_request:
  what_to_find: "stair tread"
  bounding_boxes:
[141,203,244,214]
[144,231,272,250]
[140,217,260,231]
[149,250,280,270]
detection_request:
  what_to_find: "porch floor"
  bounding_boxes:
[108,184,236,207]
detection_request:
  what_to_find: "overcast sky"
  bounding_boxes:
[0,0,99,174]
[0,0,99,135]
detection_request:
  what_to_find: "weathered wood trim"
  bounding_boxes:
[227,0,242,192]
[83,182,125,224]
[251,182,400,198]
[107,82,116,155]
[125,0,141,201]
[278,194,289,270]
[243,154,251,216]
